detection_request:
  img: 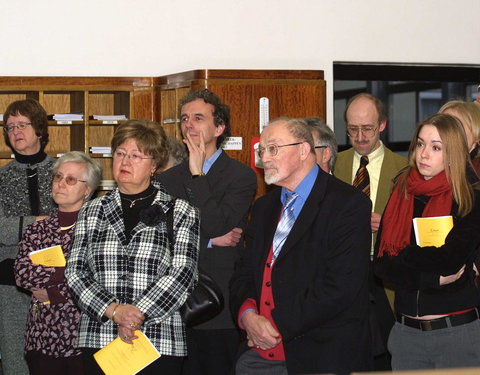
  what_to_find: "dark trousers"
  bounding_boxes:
[182,328,240,375]
[81,347,184,375]
[26,351,84,375]
[369,264,395,371]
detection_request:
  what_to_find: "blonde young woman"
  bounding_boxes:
[439,100,480,175]
[374,114,480,370]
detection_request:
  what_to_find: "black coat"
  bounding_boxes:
[230,169,373,374]
[158,151,257,329]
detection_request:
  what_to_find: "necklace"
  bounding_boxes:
[121,190,156,208]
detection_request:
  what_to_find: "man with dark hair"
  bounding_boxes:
[303,117,337,173]
[158,89,256,375]
[230,118,372,374]
[333,93,407,370]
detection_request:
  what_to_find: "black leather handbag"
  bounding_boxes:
[166,201,224,327]
[180,268,224,327]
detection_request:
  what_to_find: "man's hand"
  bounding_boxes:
[371,212,381,233]
[440,265,465,285]
[241,310,281,350]
[212,228,243,247]
[184,131,206,175]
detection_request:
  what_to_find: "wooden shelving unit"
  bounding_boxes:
[0,71,326,197]
[0,77,158,189]
[158,70,326,197]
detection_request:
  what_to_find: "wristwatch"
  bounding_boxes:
[191,171,205,179]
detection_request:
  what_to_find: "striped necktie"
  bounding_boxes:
[353,155,370,197]
[272,193,298,262]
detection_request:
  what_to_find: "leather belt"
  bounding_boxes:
[397,308,479,331]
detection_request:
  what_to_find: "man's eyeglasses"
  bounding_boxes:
[52,173,87,186]
[113,150,154,164]
[3,123,32,133]
[257,142,303,158]
[346,126,377,138]
[314,145,327,149]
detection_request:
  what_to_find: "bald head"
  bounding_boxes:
[344,94,386,156]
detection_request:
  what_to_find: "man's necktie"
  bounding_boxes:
[272,193,298,262]
[353,155,370,197]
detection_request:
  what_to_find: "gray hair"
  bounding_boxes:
[269,117,315,155]
[53,151,102,199]
[303,117,338,171]
[166,136,187,166]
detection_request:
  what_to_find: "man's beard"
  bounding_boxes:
[263,163,280,185]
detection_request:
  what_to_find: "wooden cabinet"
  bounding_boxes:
[0,71,326,197]
[158,70,326,197]
[0,77,157,189]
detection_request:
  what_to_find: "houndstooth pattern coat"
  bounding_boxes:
[65,182,199,356]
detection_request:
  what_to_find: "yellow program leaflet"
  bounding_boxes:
[29,245,66,267]
[94,330,161,375]
[413,216,454,247]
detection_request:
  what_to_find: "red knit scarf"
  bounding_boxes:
[378,168,452,257]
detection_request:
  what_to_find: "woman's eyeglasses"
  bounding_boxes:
[52,173,87,186]
[3,123,32,133]
[113,150,153,164]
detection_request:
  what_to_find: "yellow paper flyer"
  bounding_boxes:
[413,216,454,247]
[94,330,161,375]
[29,245,66,267]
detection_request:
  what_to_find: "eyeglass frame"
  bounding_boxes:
[346,125,378,138]
[3,122,32,133]
[52,173,87,186]
[314,145,328,149]
[113,150,154,164]
[257,142,303,159]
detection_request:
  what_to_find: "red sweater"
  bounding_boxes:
[238,246,285,361]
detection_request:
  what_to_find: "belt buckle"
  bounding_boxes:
[420,320,433,331]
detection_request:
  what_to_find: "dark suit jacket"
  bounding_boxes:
[157,151,257,329]
[230,170,373,374]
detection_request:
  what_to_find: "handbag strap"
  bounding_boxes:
[165,199,176,250]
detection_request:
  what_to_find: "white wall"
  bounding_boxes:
[1,0,479,125]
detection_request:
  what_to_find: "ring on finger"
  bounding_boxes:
[124,335,129,340]
[130,322,136,329]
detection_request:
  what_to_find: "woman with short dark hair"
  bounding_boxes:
[0,99,56,375]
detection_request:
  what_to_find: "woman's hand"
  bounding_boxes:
[118,325,139,344]
[32,289,49,303]
[439,265,466,285]
[106,303,145,329]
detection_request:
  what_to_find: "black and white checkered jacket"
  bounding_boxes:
[65,182,199,356]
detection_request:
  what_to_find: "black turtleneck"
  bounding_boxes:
[15,150,48,216]
[120,184,157,241]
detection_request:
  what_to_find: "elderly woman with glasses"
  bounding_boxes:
[14,151,101,375]
[0,99,56,375]
[65,120,200,374]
